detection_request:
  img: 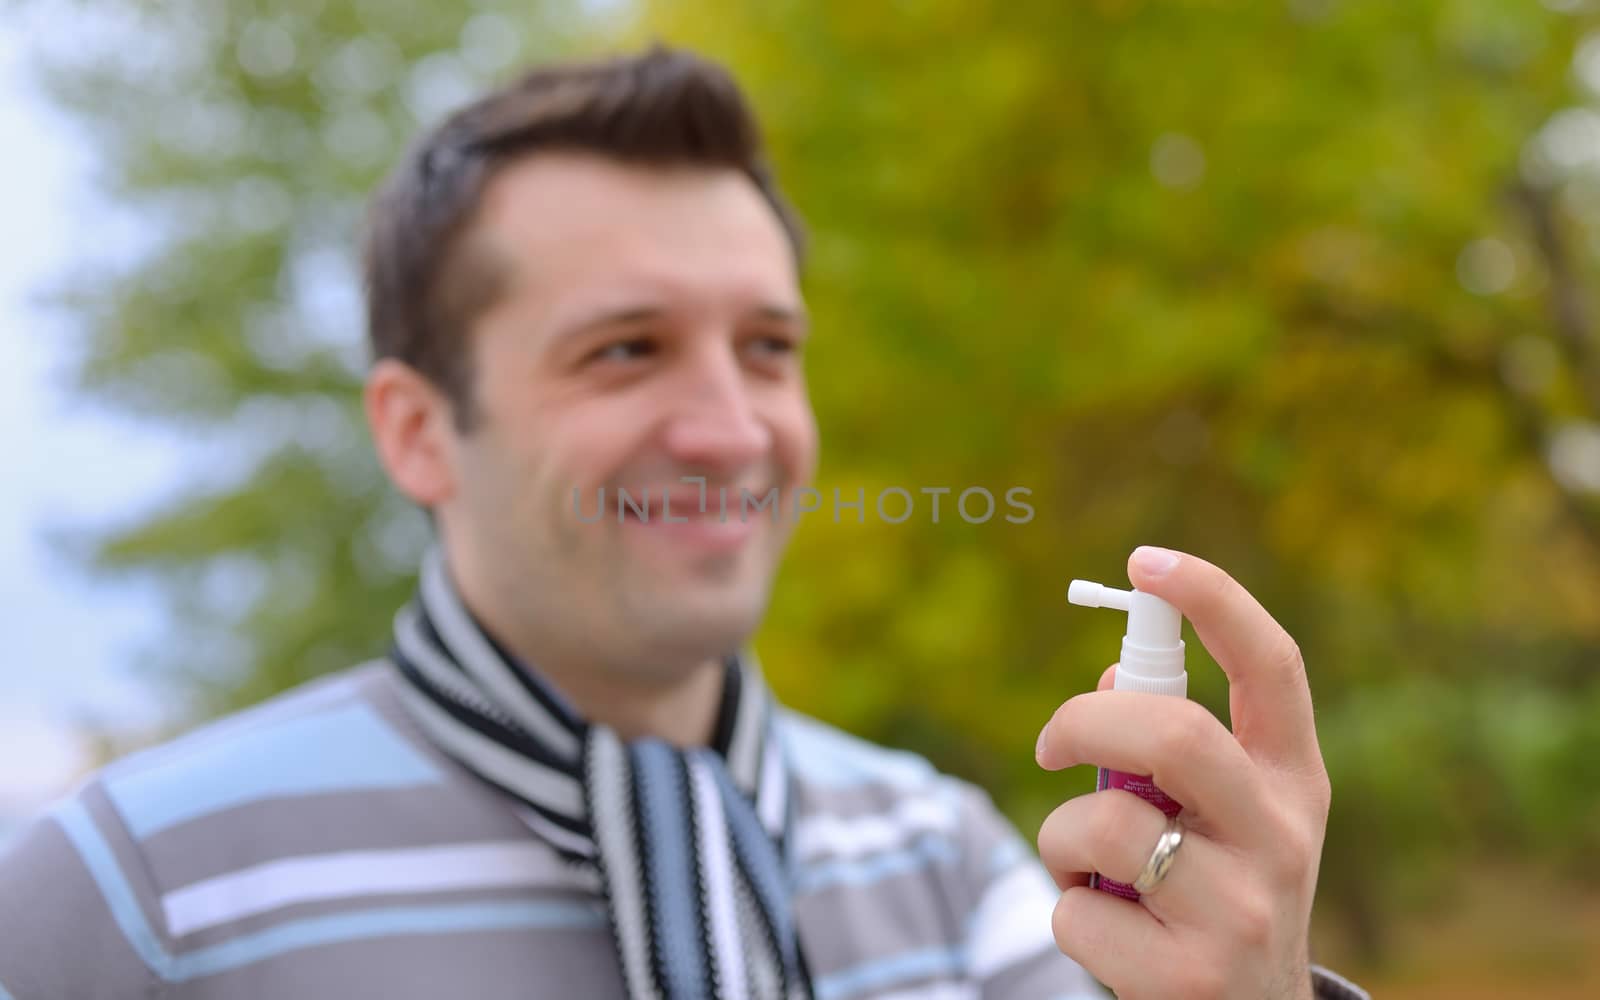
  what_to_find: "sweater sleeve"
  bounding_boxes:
[944,778,1111,999]
[0,784,168,1000]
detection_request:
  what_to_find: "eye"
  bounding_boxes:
[587,337,656,364]
[747,333,800,358]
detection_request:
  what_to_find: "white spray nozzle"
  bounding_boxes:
[1067,580,1131,612]
[1067,577,1189,697]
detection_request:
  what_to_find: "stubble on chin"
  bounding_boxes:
[619,545,780,661]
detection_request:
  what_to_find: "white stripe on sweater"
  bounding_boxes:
[869,984,980,1000]
[792,791,958,862]
[964,862,1060,978]
[161,841,581,936]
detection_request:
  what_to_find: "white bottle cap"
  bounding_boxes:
[1067,580,1188,698]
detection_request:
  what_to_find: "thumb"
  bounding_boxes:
[1125,545,1319,767]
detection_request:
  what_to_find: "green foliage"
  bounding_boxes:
[29,0,1600,964]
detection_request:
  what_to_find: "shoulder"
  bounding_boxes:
[774,707,1008,820]
[0,663,562,993]
[76,661,541,897]
[773,707,1027,874]
[0,665,434,994]
[94,662,443,844]
[7,661,533,908]
[4,663,459,891]
[774,708,944,792]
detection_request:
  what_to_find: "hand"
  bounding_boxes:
[1034,547,1330,1000]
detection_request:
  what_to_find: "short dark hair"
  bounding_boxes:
[360,44,807,430]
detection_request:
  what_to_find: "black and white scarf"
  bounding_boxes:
[388,548,813,1000]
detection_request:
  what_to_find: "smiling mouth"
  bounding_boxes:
[615,497,759,558]
[608,485,774,523]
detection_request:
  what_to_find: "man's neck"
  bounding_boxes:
[532,653,728,747]
[445,558,728,748]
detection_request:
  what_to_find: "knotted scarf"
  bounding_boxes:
[389,548,813,1000]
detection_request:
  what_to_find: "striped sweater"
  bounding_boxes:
[0,662,1367,999]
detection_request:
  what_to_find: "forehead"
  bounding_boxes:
[467,152,801,325]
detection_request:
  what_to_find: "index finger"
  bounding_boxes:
[1125,546,1320,768]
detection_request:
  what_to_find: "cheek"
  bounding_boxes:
[455,417,556,510]
[776,397,820,483]
[528,409,636,501]
[455,442,527,519]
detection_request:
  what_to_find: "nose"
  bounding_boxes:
[659,343,771,475]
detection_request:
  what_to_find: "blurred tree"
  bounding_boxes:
[625,0,1600,963]
[25,0,1600,967]
[25,0,605,712]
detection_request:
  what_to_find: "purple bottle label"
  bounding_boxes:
[1090,768,1183,902]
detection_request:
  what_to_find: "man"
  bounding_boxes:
[0,46,1368,999]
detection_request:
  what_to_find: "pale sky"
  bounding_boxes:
[0,7,503,834]
[0,24,181,828]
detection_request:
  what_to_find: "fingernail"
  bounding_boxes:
[1132,546,1180,577]
[1035,724,1049,763]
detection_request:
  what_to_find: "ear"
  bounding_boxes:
[365,359,459,508]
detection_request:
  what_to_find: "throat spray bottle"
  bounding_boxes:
[1066,578,1187,901]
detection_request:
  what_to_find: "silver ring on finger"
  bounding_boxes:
[1131,814,1185,896]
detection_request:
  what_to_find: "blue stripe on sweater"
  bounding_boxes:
[55,797,607,982]
[104,702,442,839]
[812,946,966,1000]
[54,798,175,978]
[776,712,934,790]
[176,900,608,981]
[794,832,960,894]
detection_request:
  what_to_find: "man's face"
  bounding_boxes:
[434,153,817,677]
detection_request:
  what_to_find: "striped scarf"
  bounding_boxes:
[389,548,813,1000]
